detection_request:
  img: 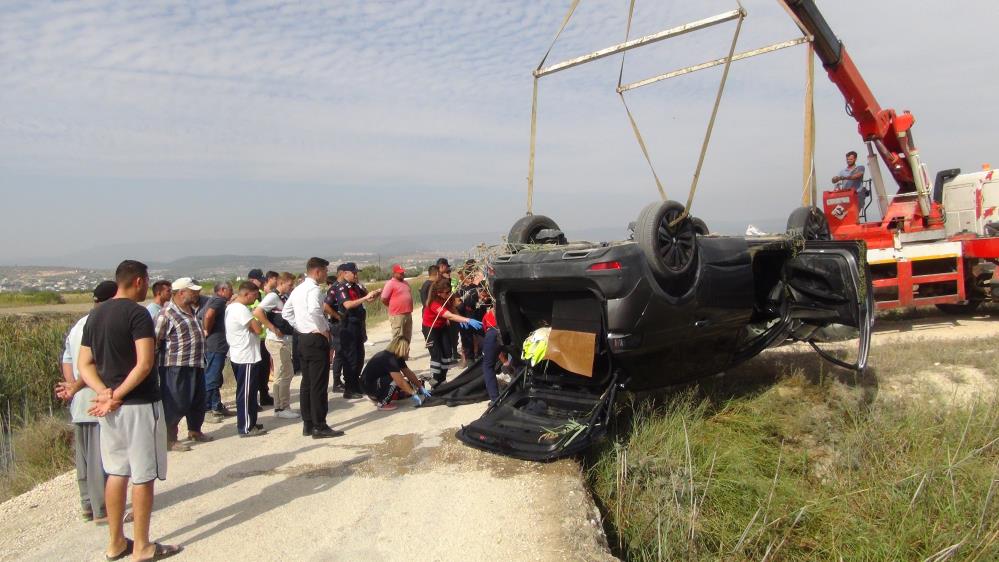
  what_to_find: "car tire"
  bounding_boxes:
[691,217,709,236]
[635,200,699,281]
[507,214,566,252]
[786,206,831,240]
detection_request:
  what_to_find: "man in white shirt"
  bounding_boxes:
[226,282,266,438]
[55,280,118,523]
[255,272,298,419]
[282,257,344,439]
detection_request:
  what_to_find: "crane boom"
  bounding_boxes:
[782,0,940,224]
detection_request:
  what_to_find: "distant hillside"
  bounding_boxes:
[1,217,785,271]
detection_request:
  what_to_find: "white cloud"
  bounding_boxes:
[0,0,996,261]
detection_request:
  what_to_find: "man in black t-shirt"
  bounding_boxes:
[360,340,430,411]
[78,260,181,561]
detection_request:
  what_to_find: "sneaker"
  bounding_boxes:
[376,402,398,411]
[239,427,268,438]
[275,409,300,419]
[311,426,345,439]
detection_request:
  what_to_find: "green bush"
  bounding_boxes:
[0,291,65,308]
[0,314,77,426]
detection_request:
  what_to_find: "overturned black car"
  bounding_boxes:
[456,201,873,461]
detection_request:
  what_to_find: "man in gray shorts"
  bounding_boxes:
[78,260,181,561]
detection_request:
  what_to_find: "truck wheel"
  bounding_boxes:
[635,200,699,280]
[507,214,566,251]
[935,301,982,315]
[787,206,831,240]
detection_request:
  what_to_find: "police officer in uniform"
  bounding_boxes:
[323,268,345,390]
[333,263,380,399]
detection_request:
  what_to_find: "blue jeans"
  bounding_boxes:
[204,351,227,412]
[481,328,501,402]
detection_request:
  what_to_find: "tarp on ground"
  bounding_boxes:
[421,357,491,407]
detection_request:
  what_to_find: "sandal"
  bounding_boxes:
[105,538,133,561]
[134,542,182,561]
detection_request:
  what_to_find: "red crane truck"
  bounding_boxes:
[784,0,998,313]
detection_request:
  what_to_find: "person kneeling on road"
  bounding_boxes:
[361,339,431,411]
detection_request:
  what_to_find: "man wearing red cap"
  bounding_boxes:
[381,264,414,348]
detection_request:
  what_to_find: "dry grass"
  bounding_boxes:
[589,339,999,561]
[0,416,74,502]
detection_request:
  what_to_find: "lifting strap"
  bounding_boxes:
[617,0,667,201]
[527,0,581,215]
[672,6,744,227]
[801,43,817,207]
[615,1,745,225]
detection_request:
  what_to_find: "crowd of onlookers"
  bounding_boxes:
[54,255,503,560]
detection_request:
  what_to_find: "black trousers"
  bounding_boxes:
[340,325,365,394]
[330,323,343,386]
[291,331,301,373]
[297,333,330,430]
[256,340,272,401]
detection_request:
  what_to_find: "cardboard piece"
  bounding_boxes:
[545,329,596,378]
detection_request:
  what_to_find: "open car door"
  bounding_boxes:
[456,297,620,462]
[783,240,874,371]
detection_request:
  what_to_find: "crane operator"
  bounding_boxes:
[832,150,867,206]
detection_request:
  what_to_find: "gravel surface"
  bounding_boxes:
[0,309,614,562]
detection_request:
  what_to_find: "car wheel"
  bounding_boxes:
[935,301,982,315]
[786,206,831,240]
[691,217,709,236]
[507,214,566,252]
[635,200,699,280]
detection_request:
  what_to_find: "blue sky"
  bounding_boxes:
[1,1,995,264]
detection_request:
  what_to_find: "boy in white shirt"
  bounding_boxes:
[226,282,266,437]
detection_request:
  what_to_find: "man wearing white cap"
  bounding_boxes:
[154,277,210,451]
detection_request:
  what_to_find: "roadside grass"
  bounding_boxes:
[0,314,77,424]
[0,291,64,308]
[589,340,999,561]
[0,314,79,502]
[0,416,73,502]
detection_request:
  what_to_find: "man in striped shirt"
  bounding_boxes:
[154,277,210,452]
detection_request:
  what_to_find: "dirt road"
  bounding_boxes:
[0,310,612,562]
[4,307,999,561]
